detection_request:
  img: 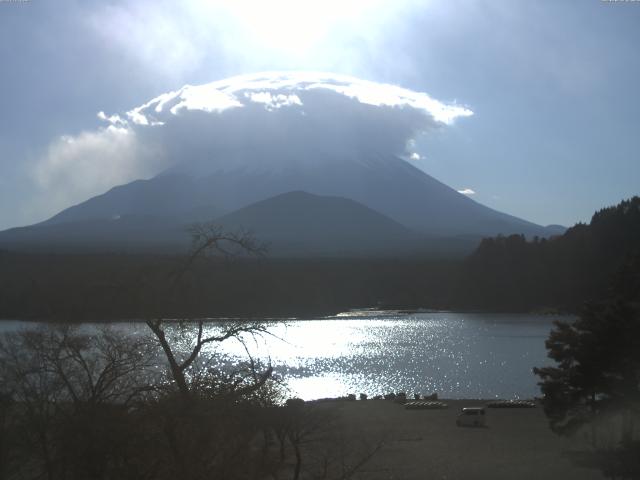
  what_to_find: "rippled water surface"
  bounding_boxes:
[212,311,561,400]
[0,311,563,400]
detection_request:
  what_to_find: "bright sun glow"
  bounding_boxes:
[197,0,401,55]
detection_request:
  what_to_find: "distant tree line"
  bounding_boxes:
[0,197,638,321]
[520,197,640,479]
[456,196,640,312]
[0,253,458,321]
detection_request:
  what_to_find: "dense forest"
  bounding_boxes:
[0,197,638,321]
[457,196,640,312]
[0,253,459,321]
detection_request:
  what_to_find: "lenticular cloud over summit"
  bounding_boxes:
[33,72,472,216]
[122,72,472,127]
[18,72,557,249]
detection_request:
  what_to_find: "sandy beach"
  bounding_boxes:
[315,399,604,480]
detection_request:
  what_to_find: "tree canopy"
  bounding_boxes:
[534,251,640,478]
[534,299,640,435]
[459,196,640,312]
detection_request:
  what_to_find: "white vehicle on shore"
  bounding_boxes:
[456,407,486,427]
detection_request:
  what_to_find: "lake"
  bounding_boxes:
[0,311,565,401]
[213,310,562,400]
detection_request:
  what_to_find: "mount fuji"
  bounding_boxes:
[0,153,561,256]
[0,73,563,256]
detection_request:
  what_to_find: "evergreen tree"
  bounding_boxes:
[534,300,640,435]
[535,252,640,478]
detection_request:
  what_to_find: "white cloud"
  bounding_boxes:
[31,127,167,218]
[457,188,476,195]
[245,91,302,110]
[88,0,427,80]
[31,72,472,219]
[97,111,127,127]
[126,72,472,127]
[170,84,244,115]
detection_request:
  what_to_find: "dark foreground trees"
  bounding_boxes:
[0,224,384,480]
[0,325,243,479]
[0,325,384,480]
[0,325,157,480]
[535,301,640,430]
[535,254,640,479]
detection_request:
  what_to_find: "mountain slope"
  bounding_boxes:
[41,150,558,238]
[2,145,564,256]
[0,215,189,253]
[215,191,422,256]
[0,191,425,256]
[43,174,222,225]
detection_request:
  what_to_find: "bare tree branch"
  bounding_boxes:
[144,222,271,398]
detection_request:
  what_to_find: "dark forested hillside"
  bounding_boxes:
[0,197,637,321]
[0,251,459,321]
[457,197,640,311]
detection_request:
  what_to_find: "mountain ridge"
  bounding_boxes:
[215,190,423,257]
[1,151,564,256]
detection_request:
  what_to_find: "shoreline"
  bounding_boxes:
[0,307,577,324]
[309,398,603,479]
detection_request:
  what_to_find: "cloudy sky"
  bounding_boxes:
[0,0,639,230]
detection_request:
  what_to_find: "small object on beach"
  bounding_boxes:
[359,393,368,401]
[405,401,448,410]
[486,399,536,408]
[456,407,486,427]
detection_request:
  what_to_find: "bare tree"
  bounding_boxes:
[146,319,275,397]
[143,222,272,398]
[141,223,291,479]
[0,223,388,480]
[0,390,14,480]
[0,325,156,480]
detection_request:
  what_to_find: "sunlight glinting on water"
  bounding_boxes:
[0,312,558,401]
[205,312,558,401]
